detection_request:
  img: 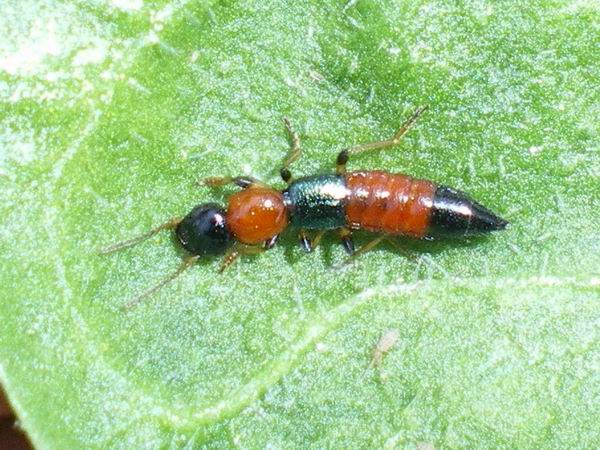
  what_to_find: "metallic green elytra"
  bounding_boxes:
[282,174,348,229]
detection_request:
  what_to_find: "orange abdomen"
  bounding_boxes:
[227,187,288,245]
[345,171,437,238]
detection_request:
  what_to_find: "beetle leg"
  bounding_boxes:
[341,234,388,266]
[265,234,280,250]
[298,230,312,252]
[298,230,326,253]
[339,228,355,255]
[311,230,326,250]
[199,176,265,189]
[336,105,428,174]
[219,243,266,273]
[280,117,302,184]
[384,236,417,261]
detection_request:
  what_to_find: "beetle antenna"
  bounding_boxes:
[123,255,200,310]
[98,217,181,255]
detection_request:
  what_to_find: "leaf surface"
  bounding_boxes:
[1,1,599,448]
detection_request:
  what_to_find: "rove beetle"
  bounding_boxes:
[101,106,508,308]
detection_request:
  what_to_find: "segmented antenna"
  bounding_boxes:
[123,255,199,310]
[98,218,181,255]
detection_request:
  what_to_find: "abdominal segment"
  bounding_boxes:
[344,171,437,238]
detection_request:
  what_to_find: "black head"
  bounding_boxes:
[175,203,232,256]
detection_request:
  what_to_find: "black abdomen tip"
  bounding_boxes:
[429,186,508,237]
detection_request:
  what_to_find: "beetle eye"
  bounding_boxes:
[175,203,231,256]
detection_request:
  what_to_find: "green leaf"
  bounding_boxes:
[1,0,599,448]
